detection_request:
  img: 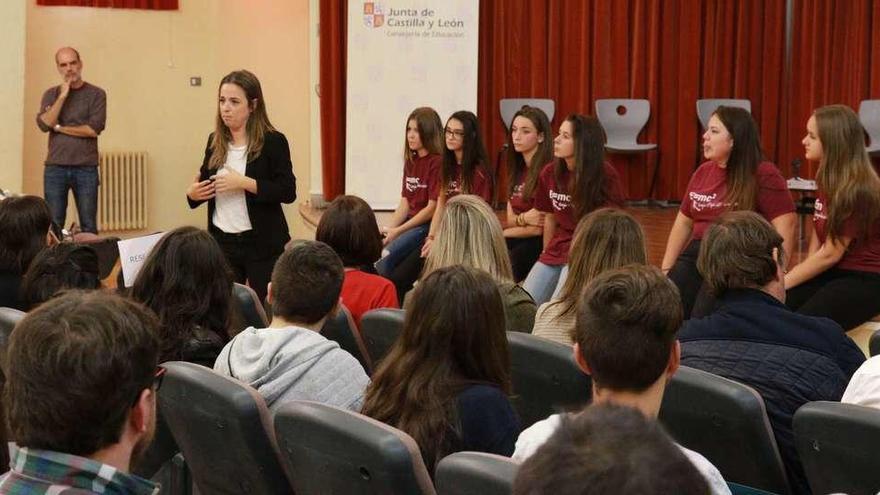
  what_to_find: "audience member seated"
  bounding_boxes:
[20,243,101,310]
[841,355,880,409]
[362,265,520,472]
[214,240,370,412]
[130,226,234,368]
[513,265,729,494]
[419,194,536,333]
[0,291,161,494]
[0,196,55,310]
[316,195,398,327]
[532,207,646,345]
[513,404,710,495]
[679,211,865,494]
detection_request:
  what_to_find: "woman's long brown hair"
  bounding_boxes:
[506,106,553,201]
[814,105,880,241]
[549,208,647,321]
[361,266,510,470]
[712,106,762,211]
[553,115,608,219]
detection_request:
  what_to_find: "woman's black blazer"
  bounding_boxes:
[187,130,296,257]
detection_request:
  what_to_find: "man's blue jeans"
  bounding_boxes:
[44,165,99,234]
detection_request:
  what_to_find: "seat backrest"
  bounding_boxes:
[595,98,651,146]
[659,366,789,494]
[0,307,26,375]
[696,99,752,129]
[793,400,880,495]
[870,329,880,357]
[322,304,373,375]
[360,308,405,366]
[232,282,269,331]
[506,332,591,429]
[859,100,880,147]
[435,451,519,495]
[75,236,121,279]
[274,400,436,495]
[499,98,556,130]
[158,361,292,495]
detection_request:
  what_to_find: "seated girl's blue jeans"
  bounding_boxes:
[522,262,569,306]
[375,224,430,277]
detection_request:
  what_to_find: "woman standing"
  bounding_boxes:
[661,106,795,318]
[522,114,626,305]
[504,106,553,282]
[785,105,880,330]
[186,70,296,304]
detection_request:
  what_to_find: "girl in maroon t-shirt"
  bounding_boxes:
[522,114,626,305]
[503,106,553,282]
[661,106,795,318]
[785,105,880,330]
[376,107,443,277]
[422,110,494,256]
[386,110,494,300]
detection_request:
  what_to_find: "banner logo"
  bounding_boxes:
[364,2,385,28]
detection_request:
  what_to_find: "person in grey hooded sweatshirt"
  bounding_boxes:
[214,240,370,412]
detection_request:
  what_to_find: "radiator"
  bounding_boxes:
[98,151,148,231]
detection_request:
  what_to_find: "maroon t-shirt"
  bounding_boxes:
[813,193,880,273]
[534,162,626,265]
[445,163,493,204]
[680,161,794,240]
[402,153,441,219]
[508,173,536,215]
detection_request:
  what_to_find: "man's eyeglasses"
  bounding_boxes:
[445,128,466,139]
[132,366,166,407]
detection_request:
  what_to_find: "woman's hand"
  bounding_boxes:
[212,169,249,194]
[522,208,545,227]
[420,237,434,258]
[186,174,215,201]
[382,226,400,246]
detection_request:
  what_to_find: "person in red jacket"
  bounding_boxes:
[317,195,398,327]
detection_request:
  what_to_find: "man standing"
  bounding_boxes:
[36,47,106,234]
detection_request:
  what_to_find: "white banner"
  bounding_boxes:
[346,0,480,209]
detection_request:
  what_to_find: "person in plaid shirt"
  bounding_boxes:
[0,291,161,494]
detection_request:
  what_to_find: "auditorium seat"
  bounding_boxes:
[360,307,405,366]
[232,282,270,331]
[322,304,373,375]
[659,366,789,494]
[859,100,880,155]
[158,361,292,495]
[274,400,436,494]
[499,98,555,130]
[435,451,518,495]
[696,99,752,129]
[794,401,880,495]
[0,307,25,374]
[870,329,880,357]
[507,332,591,429]
[595,99,657,152]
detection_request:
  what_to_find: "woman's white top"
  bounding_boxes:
[212,144,253,233]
